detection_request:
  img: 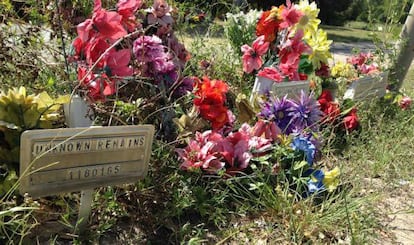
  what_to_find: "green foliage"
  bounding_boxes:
[223,9,262,55]
[0,203,38,244]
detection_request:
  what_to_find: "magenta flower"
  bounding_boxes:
[399,96,412,110]
[241,35,269,74]
[176,139,225,174]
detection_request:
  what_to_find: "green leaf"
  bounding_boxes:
[47,77,55,87]
[293,160,308,171]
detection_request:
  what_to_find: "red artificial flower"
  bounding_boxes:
[256,10,281,42]
[279,53,300,80]
[257,67,283,82]
[318,90,341,123]
[299,73,308,80]
[318,89,334,103]
[323,102,340,123]
[343,108,359,132]
[78,66,117,101]
[315,63,331,78]
[241,35,269,74]
[70,37,84,61]
[194,76,230,130]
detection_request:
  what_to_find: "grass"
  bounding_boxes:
[322,24,375,43]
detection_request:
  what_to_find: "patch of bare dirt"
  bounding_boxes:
[374,180,414,245]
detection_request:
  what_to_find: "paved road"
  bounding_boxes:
[331,41,377,62]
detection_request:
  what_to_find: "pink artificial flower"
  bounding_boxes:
[227,124,272,170]
[176,140,225,173]
[252,120,281,142]
[194,131,234,166]
[84,37,110,68]
[399,96,412,110]
[279,30,310,61]
[117,0,142,17]
[227,129,251,170]
[77,19,94,43]
[152,0,171,17]
[279,0,304,28]
[359,63,379,74]
[278,30,310,80]
[117,0,143,32]
[241,35,269,74]
[279,53,300,80]
[92,8,128,41]
[105,49,133,77]
[167,35,191,68]
[257,67,284,82]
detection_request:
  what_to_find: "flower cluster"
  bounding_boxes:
[177,87,340,196]
[241,0,332,82]
[70,0,191,101]
[258,91,322,134]
[176,124,271,174]
[193,76,232,130]
[317,90,359,132]
[331,52,381,80]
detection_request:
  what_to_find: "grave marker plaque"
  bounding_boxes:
[343,71,388,101]
[20,125,154,197]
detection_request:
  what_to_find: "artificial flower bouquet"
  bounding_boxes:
[241,0,332,99]
[330,52,388,100]
[69,0,192,129]
[176,73,340,197]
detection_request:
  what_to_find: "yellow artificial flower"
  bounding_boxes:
[322,167,340,192]
[295,0,321,38]
[331,62,358,79]
[305,29,332,69]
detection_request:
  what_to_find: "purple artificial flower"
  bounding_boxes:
[133,35,166,62]
[289,91,322,133]
[259,96,296,134]
[175,76,194,95]
[133,35,175,76]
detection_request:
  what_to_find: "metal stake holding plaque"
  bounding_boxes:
[20,96,155,235]
[78,189,94,232]
[64,95,95,234]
